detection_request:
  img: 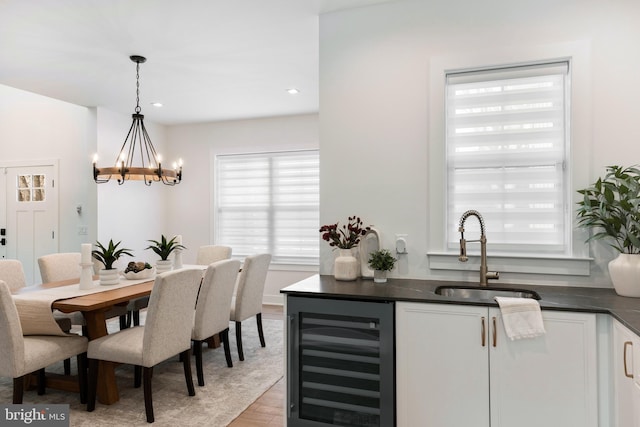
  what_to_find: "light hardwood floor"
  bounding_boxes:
[228,305,285,427]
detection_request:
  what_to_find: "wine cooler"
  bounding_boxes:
[286,296,395,426]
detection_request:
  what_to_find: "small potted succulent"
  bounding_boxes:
[367,249,397,283]
[145,235,186,273]
[92,239,133,285]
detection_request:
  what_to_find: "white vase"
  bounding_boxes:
[609,253,640,297]
[99,268,119,286]
[373,270,388,283]
[156,259,173,274]
[334,248,359,281]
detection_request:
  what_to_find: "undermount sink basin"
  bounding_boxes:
[435,285,541,300]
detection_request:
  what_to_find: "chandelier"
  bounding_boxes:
[93,55,182,186]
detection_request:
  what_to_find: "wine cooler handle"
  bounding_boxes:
[287,314,296,418]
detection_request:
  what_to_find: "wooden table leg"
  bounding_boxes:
[83,310,119,405]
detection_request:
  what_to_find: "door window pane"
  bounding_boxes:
[16,174,46,202]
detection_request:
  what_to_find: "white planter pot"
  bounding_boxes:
[99,268,119,286]
[334,248,359,281]
[155,259,173,274]
[609,253,640,297]
[373,270,388,283]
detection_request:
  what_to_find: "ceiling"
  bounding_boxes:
[0,0,396,125]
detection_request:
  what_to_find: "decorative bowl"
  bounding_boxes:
[122,267,156,280]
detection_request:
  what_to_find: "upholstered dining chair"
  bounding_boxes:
[196,245,232,265]
[192,259,241,386]
[38,252,133,330]
[37,252,82,284]
[1,259,77,374]
[229,253,271,361]
[86,268,203,423]
[0,280,88,404]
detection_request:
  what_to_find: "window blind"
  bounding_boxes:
[446,61,570,253]
[215,150,319,265]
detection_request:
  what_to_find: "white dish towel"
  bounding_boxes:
[494,296,546,340]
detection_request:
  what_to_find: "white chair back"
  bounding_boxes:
[193,259,241,341]
[0,260,27,293]
[233,253,271,322]
[196,245,232,265]
[38,252,81,283]
[142,268,203,367]
[0,280,25,377]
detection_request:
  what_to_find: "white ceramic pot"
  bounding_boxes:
[334,248,359,281]
[155,259,173,274]
[99,268,119,286]
[609,253,640,297]
[373,270,388,283]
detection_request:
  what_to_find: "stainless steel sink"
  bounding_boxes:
[435,285,541,300]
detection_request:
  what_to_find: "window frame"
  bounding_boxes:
[213,149,320,266]
[444,60,572,256]
[426,42,593,278]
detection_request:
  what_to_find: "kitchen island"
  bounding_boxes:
[281,275,638,427]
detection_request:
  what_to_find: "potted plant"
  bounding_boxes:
[577,164,640,296]
[367,249,397,283]
[145,235,186,273]
[320,216,370,281]
[92,239,133,285]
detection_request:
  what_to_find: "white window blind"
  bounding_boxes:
[215,150,319,265]
[446,61,570,254]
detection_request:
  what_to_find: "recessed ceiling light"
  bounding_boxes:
[151,102,163,107]
[286,88,300,95]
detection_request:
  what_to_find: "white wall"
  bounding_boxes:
[0,84,97,255]
[166,114,319,303]
[320,0,640,287]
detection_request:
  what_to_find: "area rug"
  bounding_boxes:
[0,316,284,426]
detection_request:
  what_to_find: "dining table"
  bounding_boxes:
[13,265,207,405]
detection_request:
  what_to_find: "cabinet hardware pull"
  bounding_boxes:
[624,341,633,379]
[481,317,486,347]
[492,316,497,347]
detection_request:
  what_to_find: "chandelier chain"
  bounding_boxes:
[135,61,141,113]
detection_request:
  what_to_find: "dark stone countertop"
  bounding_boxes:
[281,274,640,336]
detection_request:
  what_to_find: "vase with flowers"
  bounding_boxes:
[320,216,370,281]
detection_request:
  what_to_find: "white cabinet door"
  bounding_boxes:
[397,302,598,427]
[612,319,635,427]
[396,302,490,427]
[489,308,598,427]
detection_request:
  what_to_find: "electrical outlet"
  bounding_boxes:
[77,225,88,236]
[396,234,408,254]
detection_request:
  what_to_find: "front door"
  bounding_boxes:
[4,165,58,285]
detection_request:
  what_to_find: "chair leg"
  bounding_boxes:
[221,328,233,368]
[143,367,154,423]
[37,368,46,395]
[235,321,244,361]
[87,359,99,412]
[134,366,142,388]
[77,353,88,404]
[257,313,266,348]
[119,314,129,330]
[133,309,141,326]
[193,341,205,386]
[13,376,25,404]
[64,358,71,375]
[181,349,196,397]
